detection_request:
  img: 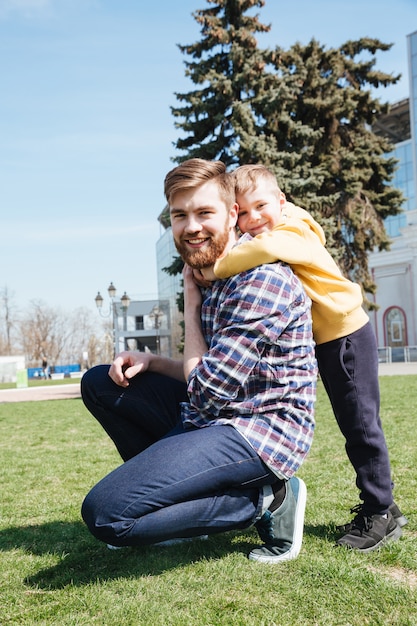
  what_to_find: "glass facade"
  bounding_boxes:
[384,140,414,238]
[411,30,417,181]
[156,226,184,358]
[156,227,182,302]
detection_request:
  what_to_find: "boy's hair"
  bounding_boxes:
[232,164,281,198]
[164,158,235,208]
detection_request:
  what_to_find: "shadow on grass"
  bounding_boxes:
[305,522,339,542]
[0,519,336,590]
[0,520,256,589]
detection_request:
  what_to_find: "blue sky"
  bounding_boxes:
[1,0,416,315]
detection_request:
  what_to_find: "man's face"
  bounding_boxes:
[170,180,238,269]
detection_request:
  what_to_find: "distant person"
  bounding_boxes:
[211,164,406,552]
[80,158,317,563]
[42,358,50,380]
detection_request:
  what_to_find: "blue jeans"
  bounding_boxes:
[81,366,278,546]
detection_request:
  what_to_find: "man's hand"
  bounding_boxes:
[108,351,153,387]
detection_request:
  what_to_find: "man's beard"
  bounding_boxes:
[174,224,230,269]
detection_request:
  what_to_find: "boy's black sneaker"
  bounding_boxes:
[336,509,402,552]
[337,501,408,533]
[388,502,408,528]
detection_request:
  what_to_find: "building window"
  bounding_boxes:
[384,307,407,347]
[135,316,144,331]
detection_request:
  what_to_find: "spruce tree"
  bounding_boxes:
[171,0,273,165]
[252,38,403,298]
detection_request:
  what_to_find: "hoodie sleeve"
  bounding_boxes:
[214,207,324,279]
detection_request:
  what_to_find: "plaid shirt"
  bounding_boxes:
[181,252,317,479]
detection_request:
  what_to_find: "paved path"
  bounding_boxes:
[0,382,82,403]
[0,362,415,403]
[378,362,417,376]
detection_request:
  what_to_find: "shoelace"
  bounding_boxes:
[349,505,374,532]
[352,515,373,532]
[336,505,372,533]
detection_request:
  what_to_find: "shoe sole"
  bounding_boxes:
[248,477,307,563]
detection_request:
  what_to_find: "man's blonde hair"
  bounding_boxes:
[232,164,281,198]
[164,158,235,208]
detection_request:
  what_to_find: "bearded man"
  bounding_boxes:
[81,159,317,563]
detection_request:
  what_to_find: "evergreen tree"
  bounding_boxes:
[250,38,404,298]
[171,0,274,165]
[169,0,404,305]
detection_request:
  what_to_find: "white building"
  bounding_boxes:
[369,31,417,361]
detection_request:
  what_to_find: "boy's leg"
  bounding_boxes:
[81,424,277,547]
[81,365,188,461]
[315,323,393,514]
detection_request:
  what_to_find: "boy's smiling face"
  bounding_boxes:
[237,179,286,236]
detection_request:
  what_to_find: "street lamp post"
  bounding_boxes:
[95,283,130,357]
[120,291,131,332]
[149,304,163,355]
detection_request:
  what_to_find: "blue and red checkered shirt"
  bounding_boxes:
[181,255,317,479]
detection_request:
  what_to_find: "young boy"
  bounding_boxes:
[212,164,406,552]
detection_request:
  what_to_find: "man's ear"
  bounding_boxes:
[279,191,287,208]
[229,202,239,228]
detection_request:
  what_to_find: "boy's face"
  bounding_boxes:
[170,179,238,269]
[237,179,286,236]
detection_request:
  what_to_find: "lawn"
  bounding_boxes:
[0,377,416,625]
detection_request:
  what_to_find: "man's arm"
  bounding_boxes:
[108,350,185,387]
[182,265,208,380]
[187,264,302,416]
[108,264,207,388]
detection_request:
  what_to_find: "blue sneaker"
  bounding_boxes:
[248,477,307,563]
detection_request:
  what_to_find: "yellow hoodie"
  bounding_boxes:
[214,201,369,345]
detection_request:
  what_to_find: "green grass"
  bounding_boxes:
[1,377,416,625]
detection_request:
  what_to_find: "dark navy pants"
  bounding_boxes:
[80,366,278,547]
[315,322,393,514]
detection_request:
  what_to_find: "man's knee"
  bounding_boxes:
[81,365,110,403]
